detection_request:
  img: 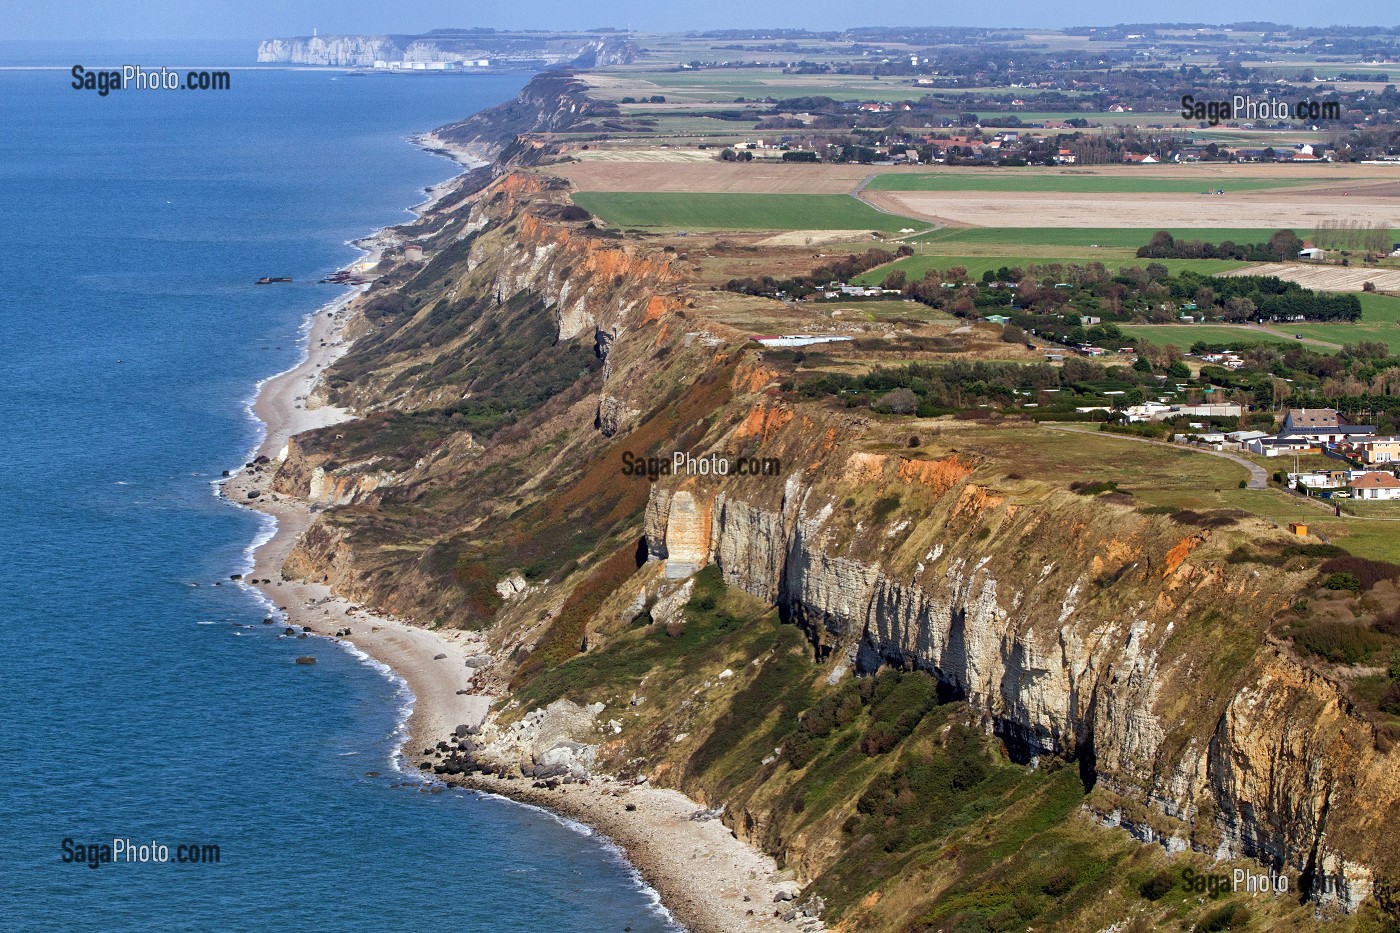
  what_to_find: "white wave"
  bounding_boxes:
[472,791,681,929]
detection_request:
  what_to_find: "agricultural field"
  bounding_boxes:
[1221,262,1400,292]
[570,191,928,232]
[861,186,1400,229]
[864,174,1308,193]
[853,255,1249,285]
[1118,324,1312,351]
[909,227,1301,250]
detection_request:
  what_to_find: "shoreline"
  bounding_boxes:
[216,142,802,933]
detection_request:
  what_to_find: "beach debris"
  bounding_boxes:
[294,656,316,665]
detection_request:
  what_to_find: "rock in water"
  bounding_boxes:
[294,656,317,665]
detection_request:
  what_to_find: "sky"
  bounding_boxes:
[2,0,1397,41]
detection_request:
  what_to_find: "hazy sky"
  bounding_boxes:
[4,0,1397,41]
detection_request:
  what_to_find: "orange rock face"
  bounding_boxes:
[897,455,975,497]
[733,403,793,443]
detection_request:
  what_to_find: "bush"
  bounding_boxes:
[1198,902,1251,931]
[873,387,919,415]
[1139,869,1176,900]
[1319,556,1400,590]
[1293,621,1384,665]
[1282,543,1348,560]
[1324,572,1361,593]
[1042,866,1078,897]
[871,495,901,523]
[859,672,940,756]
[1380,681,1400,715]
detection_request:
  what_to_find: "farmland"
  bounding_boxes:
[1118,324,1312,351]
[570,191,927,232]
[853,255,1249,285]
[864,174,1307,193]
[861,186,1400,229]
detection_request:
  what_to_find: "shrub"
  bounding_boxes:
[1170,509,1246,529]
[1198,902,1251,931]
[1070,480,1118,496]
[871,495,901,523]
[873,387,919,415]
[1282,543,1348,560]
[1319,556,1400,590]
[1380,681,1400,715]
[1042,866,1078,897]
[859,671,940,756]
[1293,621,1384,665]
[1324,572,1361,593]
[1139,869,1176,900]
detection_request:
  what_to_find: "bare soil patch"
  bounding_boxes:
[865,188,1400,229]
[1219,263,1400,292]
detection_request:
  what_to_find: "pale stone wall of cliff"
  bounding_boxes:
[642,439,1396,912]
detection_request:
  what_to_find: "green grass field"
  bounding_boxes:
[1118,324,1307,351]
[571,191,927,232]
[854,255,1249,285]
[865,175,1305,194]
[1247,294,1400,353]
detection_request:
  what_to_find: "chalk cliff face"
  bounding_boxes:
[642,432,1398,912]
[256,36,400,66]
[255,33,637,68]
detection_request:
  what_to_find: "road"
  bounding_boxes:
[1043,424,1268,489]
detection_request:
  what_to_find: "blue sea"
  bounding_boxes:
[0,43,678,933]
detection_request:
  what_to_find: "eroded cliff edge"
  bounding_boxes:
[266,76,1399,932]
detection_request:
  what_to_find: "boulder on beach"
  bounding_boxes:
[433,653,447,660]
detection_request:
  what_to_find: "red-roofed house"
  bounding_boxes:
[1349,472,1400,500]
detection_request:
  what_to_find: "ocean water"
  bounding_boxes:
[0,50,678,932]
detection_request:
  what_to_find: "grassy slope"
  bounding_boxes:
[572,191,927,232]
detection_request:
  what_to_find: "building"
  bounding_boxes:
[1348,437,1400,464]
[403,244,424,263]
[1299,247,1327,260]
[1279,408,1376,445]
[1247,435,1317,457]
[1349,471,1400,500]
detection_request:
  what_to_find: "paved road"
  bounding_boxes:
[1043,424,1268,489]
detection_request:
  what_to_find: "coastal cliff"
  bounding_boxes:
[256,31,636,68]
[263,74,1399,932]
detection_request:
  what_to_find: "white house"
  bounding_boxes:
[1299,247,1326,260]
[1349,471,1400,500]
